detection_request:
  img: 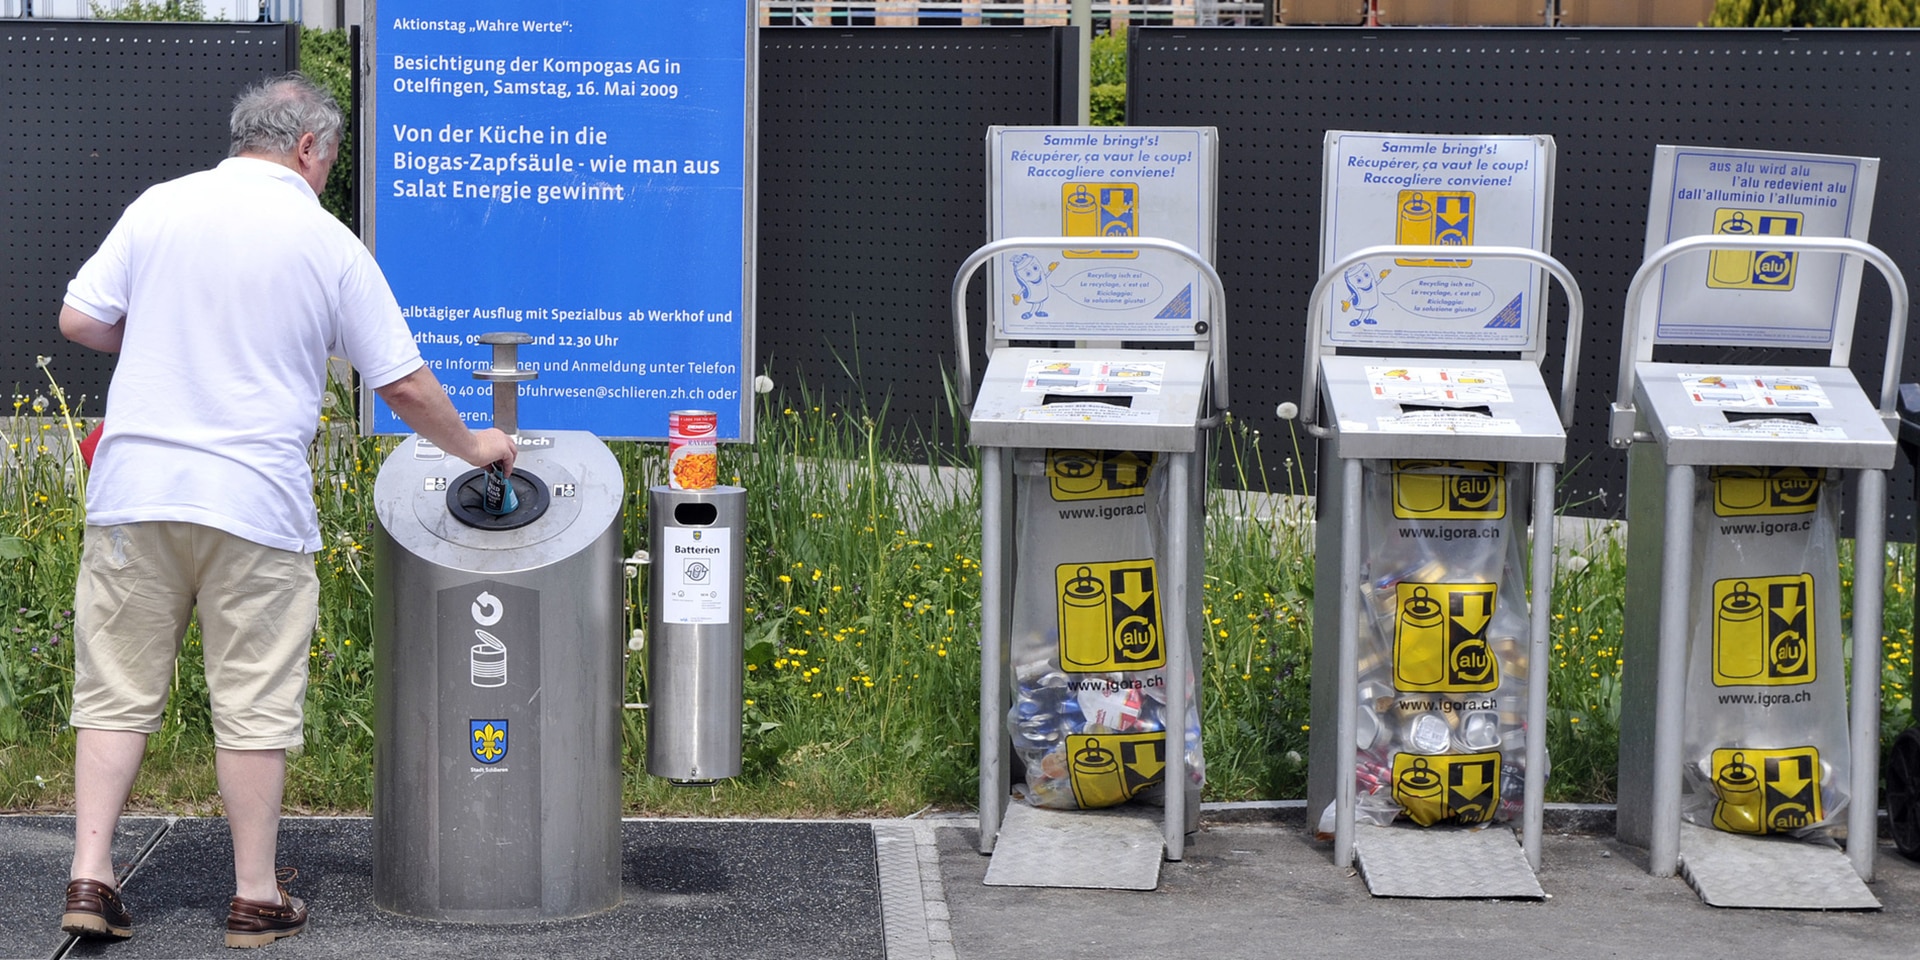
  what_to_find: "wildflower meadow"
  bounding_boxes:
[0,361,1914,815]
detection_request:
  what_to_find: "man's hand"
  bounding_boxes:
[468,427,518,474]
[375,366,519,469]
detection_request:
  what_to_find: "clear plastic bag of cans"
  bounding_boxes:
[1006,449,1204,810]
[1347,460,1537,828]
[1681,466,1850,838]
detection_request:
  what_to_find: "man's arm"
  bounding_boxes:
[60,305,124,353]
[375,365,518,471]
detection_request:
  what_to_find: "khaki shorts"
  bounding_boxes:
[70,522,318,751]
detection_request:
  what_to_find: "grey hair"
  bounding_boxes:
[229,73,344,159]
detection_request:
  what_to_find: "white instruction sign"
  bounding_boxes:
[660,526,732,625]
[1645,145,1877,347]
[1023,359,1165,395]
[989,127,1216,340]
[1679,372,1833,409]
[1365,366,1514,405]
[1322,131,1554,352]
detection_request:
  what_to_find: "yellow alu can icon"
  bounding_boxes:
[1711,574,1815,687]
[1056,559,1164,673]
[1707,208,1801,291]
[1394,582,1499,693]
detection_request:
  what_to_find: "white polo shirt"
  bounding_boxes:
[65,157,424,553]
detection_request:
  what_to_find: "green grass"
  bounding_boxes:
[2,362,1918,818]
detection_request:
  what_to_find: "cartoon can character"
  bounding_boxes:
[1012,252,1057,320]
[1341,262,1390,327]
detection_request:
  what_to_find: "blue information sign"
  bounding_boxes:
[366,1,754,439]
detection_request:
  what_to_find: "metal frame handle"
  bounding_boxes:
[1298,245,1586,437]
[1610,235,1910,445]
[949,236,1230,413]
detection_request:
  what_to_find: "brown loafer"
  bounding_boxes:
[62,877,133,939]
[225,877,307,949]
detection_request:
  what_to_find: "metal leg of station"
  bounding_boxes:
[1524,463,1556,872]
[1849,468,1887,882]
[1333,457,1364,869]
[1164,451,1193,861]
[978,448,1012,855]
[1649,463,1696,878]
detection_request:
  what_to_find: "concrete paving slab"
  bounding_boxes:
[0,815,168,960]
[52,817,882,960]
[936,817,1920,960]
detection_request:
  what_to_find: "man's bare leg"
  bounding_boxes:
[71,728,148,885]
[216,747,287,902]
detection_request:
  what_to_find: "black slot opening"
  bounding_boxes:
[1399,403,1494,417]
[674,502,720,526]
[1042,394,1133,407]
[1724,411,1818,425]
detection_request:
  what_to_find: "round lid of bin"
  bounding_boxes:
[446,468,552,530]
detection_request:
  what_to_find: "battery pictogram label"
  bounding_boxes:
[1391,460,1506,520]
[1046,449,1154,502]
[1711,574,1815,687]
[1065,731,1169,808]
[1706,208,1801,290]
[1393,582,1500,693]
[1710,746,1823,835]
[1710,465,1821,517]
[1062,182,1139,259]
[1392,751,1501,826]
[1057,559,1163,673]
[1394,190,1474,268]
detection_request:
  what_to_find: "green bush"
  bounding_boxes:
[1089,29,1126,125]
[299,28,357,226]
[1090,83,1126,126]
[1711,0,1920,25]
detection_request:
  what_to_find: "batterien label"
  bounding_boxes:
[660,526,732,625]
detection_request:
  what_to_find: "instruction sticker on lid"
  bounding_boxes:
[1376,411,1522,435]
[1697,421,1848,441]
[1019,403,1157,423]
[1024,359,1165,395]
[1680,372,1832,409]
[1365,366,1514,405]
[660,527,731,625]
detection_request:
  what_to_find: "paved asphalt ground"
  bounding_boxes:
[5,805,1920,960]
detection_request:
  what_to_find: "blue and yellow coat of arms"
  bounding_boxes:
[470,719,508,764]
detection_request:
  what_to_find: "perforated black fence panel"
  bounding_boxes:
[1129,26,1920,534]
[1,20,299,410]
[758,26,1078,446]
